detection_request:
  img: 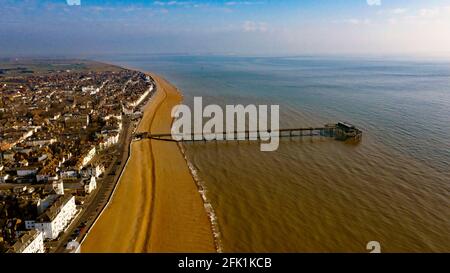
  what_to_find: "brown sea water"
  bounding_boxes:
[105,55,449,252]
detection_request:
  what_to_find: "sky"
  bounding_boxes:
[1,0,450,57]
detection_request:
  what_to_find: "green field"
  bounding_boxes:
[0,59,124,77]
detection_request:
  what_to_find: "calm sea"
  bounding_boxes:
[103,55,449,252]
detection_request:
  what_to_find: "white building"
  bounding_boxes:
[25,138,57,147]
[16,167,39,177]
[82,86,99,94]
[129,85,153,108]
[103,114,122,121]
[35,194,59,219]
[79,146,96,169]
[0,164,6,183]
[51,113,61,120]
[34,195,77,240]
[122,104,134,115]
[36,173,59,183]
[13,186,27,194]
[60,169,78,179]
[2,150,15,161]
[81,164,104,178]
[25,220,36,230]
[98,132,119,150]
[7,230,45,253]
[0,174,9,183]
[92,164,104,178]
[19,126,41,143]
[52,180,65,195]
[84,176,97,194]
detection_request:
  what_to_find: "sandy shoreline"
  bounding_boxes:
[81,73,215,252]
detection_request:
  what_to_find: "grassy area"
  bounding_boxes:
[0,59,124,77]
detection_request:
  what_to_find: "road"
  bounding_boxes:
[53,116,135,253]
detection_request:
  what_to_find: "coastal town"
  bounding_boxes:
[0,60,155,253]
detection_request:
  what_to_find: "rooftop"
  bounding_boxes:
[36,194,74,222]
[7,229,41,253]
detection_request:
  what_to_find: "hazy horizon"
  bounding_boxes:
[2,0,450,58]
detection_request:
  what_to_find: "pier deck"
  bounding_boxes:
[132,122,362,142]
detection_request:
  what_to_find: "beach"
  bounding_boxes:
[81,73,216,253]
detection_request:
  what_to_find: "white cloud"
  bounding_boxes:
[67,0,81,6]
[346,19,361,25]
[341,18,371,25]
[378,8,407,16]
[367,0,381,6]
[418,8,440,18]
[390,8,407,14]
[225,1,263,6]
[242,21,268,32]
[387,18,397,25]
[153,1,193,7]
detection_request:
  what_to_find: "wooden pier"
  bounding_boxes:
[132,122,362,143]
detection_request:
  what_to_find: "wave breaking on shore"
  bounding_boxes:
[177,142,223,253]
